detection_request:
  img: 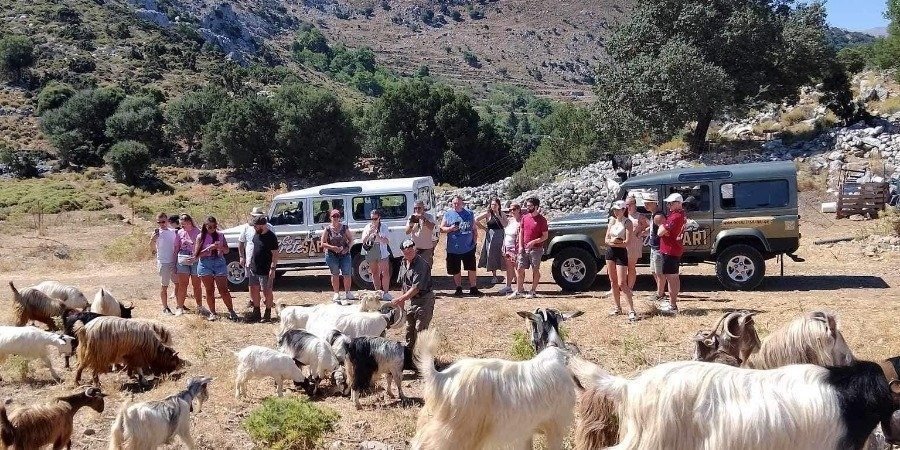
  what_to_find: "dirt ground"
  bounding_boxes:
[0,192,897,449]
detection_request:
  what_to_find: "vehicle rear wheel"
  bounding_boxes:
[224,252,248,291]
[715,244,765,291]
[351,253,375,290]
[551,247,599,292]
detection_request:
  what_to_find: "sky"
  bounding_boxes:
[824,0,889,31]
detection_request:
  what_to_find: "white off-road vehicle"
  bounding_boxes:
[221,177,437,290]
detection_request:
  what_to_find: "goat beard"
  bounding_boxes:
[885,410,900,445]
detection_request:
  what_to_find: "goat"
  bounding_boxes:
[62,311,108,369]
[745,310,854,369]
[692,311,760,366]
[234,345,307,398]
[517,308,584,352]
[108,376,212,450]
[306,305,404,340]
[73,316,185,387]
[411,329,576,449]
[277,293,384,334]
[8,282,69,331]
[0,387,106,449]
[342,336,407,410]
[277,330,340,397]
[90,288,134,318]
[569,357,900,450]
[0,326,74,382]
[34,281,89,311]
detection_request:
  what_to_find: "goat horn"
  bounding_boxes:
[709,312,731,335]
[722,312,743,338]
[126,302,134,309]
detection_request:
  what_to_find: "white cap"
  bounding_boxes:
[250,206,266,216]
[664,193,684,203]
[611,200,626,210]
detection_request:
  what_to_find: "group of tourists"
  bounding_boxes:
[149,191,688,326]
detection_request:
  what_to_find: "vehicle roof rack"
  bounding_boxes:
[677,171,733,183]
[319,186,363,195]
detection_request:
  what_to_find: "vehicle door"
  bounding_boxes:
[266,198,310,263]
[662,183,714,257]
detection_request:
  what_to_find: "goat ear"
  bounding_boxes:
[516,311,534,321]
[810,312,838,338]
[890,380,900,395]
[561,310,584,320]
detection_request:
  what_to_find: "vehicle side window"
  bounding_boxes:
[269,201,304,226]
[668,185,710,212]
[351,195,408,221]
[720,180,789,210]
[417,186,434,210]
[312,198,345,224]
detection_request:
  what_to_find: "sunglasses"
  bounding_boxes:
[331,214,341,218]
[157,221,167,224]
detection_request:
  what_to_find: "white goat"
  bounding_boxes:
[90,288,134,318]
[569,358,900,450]
[277,330,340,396]
[745,310,854,369]
[0,325,74,381]
[277,293,384,335]
[411,329,576,449]
[234,345,306,398]
[108,376,212,450]
[34,281,89,311]
[306,305,404,340]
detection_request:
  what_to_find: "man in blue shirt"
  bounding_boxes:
[440,195,481,297]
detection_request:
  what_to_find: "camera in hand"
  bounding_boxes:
[409,215,420,223]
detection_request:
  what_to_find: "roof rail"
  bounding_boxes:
[319,187,363,196]
[677,171,733,183]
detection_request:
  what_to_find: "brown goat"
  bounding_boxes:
[693,311,760,365]
[574,384,619,450]
[73,316,185,386]
[0,387,106,449]
[8,282,69,331]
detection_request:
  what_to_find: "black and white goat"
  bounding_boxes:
[277,330,341,396]
[109,376,212,450]
[342,336,407,409]
[569,357,900,450]
[411,328,577,449]
[517,308,584,352]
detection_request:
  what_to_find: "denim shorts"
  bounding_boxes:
[197,256,227,277]
[176,254,198,275]
[325,252,352,276]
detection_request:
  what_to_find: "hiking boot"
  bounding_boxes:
[262,308,272,323]
[453,287,464,297]
[227,310,240,322]
[469,287,482,297]
[245,307,261,323]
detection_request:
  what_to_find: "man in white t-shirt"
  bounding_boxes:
[404,200,436,266]
[150,212,178,315]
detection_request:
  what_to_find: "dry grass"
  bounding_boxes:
[868,96,900,115]
[796,162,828,192]
[780,106,814,126]
[656,137,687,153]
[0,198,896,448]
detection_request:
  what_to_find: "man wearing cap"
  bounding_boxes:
[657,193,687,315]
[246,215,279,322]
[239,207,272,307]
[391,239,434,349]
[405,200,436,266]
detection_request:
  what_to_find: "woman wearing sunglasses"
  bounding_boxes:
[322,209,355,302]
[193,216,240,321]
[362,209,391,299]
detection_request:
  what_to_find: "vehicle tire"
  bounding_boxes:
[551,246,599,292]
[224,251,248,291]
[715,244,766,291]
[351,253,375,290]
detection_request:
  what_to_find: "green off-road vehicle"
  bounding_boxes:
[545,161,802,291]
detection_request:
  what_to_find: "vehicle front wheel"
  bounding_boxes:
[551,246,599,292]
[224,252,248,291]
[351,253,375,290]
[715,244,765,290]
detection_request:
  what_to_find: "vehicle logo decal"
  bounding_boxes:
[721,217,775,226]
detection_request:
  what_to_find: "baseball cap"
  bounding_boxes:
[611,200,626,210]
[665,193,684,203]
[250,206,265,216]
[400,238,416,250]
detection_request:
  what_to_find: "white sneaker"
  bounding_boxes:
[628,311,638,322]
[173,307,184,317]
[381,292,393,301]
[332,293,342,303]
[524,292,536,299]
[657,301,673,312]
[497,286,513,295]
[344,291,356,300]
[506,291,522,299]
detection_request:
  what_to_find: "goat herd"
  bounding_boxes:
[1,279,899,449]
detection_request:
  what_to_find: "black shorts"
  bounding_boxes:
[662,254,681,274]
[447,249,476,275]
[605,247,628,266]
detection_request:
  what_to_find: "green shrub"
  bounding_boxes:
[463,51,481,68]
[510,331,536,361]
[0,146,40,179]
[0,35,35,83]
[0,179,108,214]
[507,171,544,198]
[104,141,151,186]
[36,82,76,114]
[243,397,339,450]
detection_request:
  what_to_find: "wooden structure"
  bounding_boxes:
[835,168,890,219]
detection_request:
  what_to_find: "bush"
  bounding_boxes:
[243,397,339,450]
[104,141,151,185]
[0,35,35,83]
[36,82,76,114]
[837,47,867,74]
[0,146,40,179]
[67,55,96,73]
[507,171,544,198]
[0,179,108,214]
[40,86,126,167]
[463,51,481,68]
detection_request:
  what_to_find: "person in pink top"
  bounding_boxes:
[512,197,549,299]
[174,214,204,317]
[657,193,687,315]
[193,216,239,321]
